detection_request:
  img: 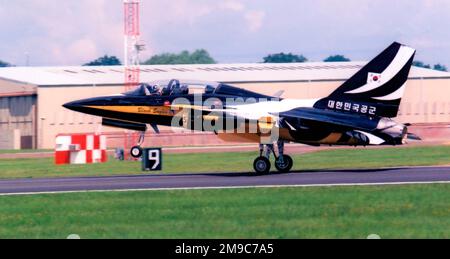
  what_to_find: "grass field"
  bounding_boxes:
[0,146,449,179]
[0,184,448,239]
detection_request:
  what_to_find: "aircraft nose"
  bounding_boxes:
[63,100,83,112]
[63,96,115,115]
[63,98,96,114]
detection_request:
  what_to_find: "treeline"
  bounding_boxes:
[412,61,447,72]
[80,52,354,65]
[2,50,448,72]
[82,50,216,67]
[0,60,12,67]
[81,51,448,72]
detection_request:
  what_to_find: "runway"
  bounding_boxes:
[0,166,449,196]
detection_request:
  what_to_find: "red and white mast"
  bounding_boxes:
[123,0,144,91]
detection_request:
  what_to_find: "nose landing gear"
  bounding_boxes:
[253,141,293,175]
[130,131,146,159]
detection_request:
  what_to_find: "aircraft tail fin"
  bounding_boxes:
[314,42,416,118]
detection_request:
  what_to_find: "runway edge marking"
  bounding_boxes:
[0,181,449,197]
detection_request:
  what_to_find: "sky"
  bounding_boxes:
[0,0,450,67]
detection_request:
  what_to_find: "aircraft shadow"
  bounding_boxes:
[197,167,404,178]
[76,167,410,181]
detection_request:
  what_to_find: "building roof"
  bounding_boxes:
[0,82,36,97]
[0,62,449,87]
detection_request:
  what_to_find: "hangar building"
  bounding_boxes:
[0,62,449,149]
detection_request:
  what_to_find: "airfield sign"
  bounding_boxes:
[142,148,163,171]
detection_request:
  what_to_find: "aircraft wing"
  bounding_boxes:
[275,107,379,132]
[171,104,380,133]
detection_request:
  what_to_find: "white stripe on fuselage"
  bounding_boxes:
[228,99,318,120]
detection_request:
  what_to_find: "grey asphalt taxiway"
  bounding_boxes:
[0,166,449,196]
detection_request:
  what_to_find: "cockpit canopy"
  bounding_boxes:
[124,79,219,97]
[124,79,272,99]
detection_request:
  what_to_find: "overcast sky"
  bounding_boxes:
[0,0,449,67]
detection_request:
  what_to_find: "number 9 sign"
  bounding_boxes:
[142,148,163,171]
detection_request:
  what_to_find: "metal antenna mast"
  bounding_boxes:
[123,0,144,91]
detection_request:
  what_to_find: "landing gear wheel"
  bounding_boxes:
[275,155,293,173]
[130,146,143,158]
[253,157,271,175]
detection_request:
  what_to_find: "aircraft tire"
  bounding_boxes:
[253,157,271,175]
[130,146,143,158]
[275,155,293,173]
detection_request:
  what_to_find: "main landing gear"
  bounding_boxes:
[130,131,146,159]
[253,141,293,175]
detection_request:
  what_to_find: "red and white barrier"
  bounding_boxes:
[55,134,107,165]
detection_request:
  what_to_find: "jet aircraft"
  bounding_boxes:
[64,42,420,174]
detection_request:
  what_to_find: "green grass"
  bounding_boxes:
[0,184,448,239]
[0,146,449,179]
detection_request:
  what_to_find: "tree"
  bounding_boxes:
[433,64,448,72]
[412,61,431,69]
[0,60,11,67]
[84,55,122,66]
[324,55,351,62]
[263,53,307,63]
[143,49,216,65]
[413,61,448,72]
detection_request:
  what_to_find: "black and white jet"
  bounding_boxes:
[64,42,420,174]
